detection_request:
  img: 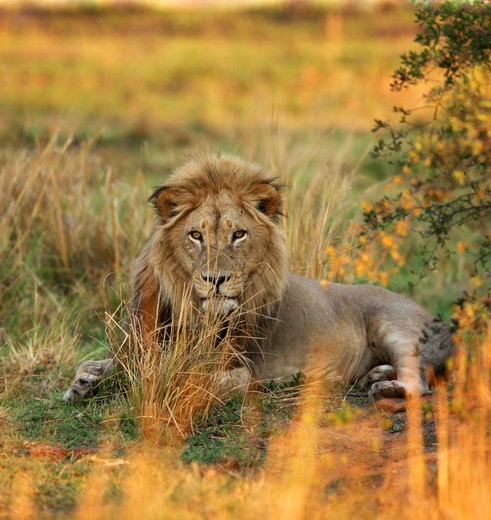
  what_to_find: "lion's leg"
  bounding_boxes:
[368,331,430,404]
[63,358,114,402]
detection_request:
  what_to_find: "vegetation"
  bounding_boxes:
[325,2,490,320]
[0,2,489,519]
[362,1,489,343]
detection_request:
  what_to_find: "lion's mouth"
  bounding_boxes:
[200,297,239,315]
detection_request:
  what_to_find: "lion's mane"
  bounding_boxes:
[130,154,289,356]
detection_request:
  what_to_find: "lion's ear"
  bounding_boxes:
[149,186,179,221]
[250,184,280,218]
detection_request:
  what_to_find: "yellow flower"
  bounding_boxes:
[401,191,414,210]
[463,302,475,320]
[378,272,389,286]
[390,249,405,267]
[457,241,467,253]
[393,175,403,186]
[452,170,465,185]
[380,233,394,249]
[470,275,482,288]
[409,151,420,164]
[394,220,409,237]
[326,245,336,257]
[382,199,392,210]
[354,261,366,277]
[361,200,373,213]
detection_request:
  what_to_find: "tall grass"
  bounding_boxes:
[106,295,251,441]
[0,138,152,450]
[0,136,151,286]
[285,142,361,280]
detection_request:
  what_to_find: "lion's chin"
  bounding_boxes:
[200,297,239,315]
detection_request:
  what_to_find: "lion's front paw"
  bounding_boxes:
[63,359,113,402]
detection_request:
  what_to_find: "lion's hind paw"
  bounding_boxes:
[368,380,407,402]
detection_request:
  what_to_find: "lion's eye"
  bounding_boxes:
[189,230,203,241]
[232,230,247,242]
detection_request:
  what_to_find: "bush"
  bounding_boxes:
[354,1,490,340]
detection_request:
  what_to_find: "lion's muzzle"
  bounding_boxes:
[195,272,242,316]
[195,270,243,315]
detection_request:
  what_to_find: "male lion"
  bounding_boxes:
[64,154,454,407]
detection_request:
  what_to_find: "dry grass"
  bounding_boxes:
[0,136,151,286]
[0,136,153,353]
[106,296,252,441]
[285,143,361,280]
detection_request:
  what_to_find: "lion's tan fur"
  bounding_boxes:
[64,153,455,405]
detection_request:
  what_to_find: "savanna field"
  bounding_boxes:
[0,2,490,518]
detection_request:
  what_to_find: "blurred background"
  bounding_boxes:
[0,0,421,178]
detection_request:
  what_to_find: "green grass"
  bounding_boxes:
[182,392,287,468]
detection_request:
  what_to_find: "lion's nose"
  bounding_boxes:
[201,273,231,293]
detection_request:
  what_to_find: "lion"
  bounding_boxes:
[64,153,455,408]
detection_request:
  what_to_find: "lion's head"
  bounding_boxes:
[137,154,288,328]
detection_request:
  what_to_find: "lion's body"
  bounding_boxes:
[64,154,455,405]
[258,274,452,391]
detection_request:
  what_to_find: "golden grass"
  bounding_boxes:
[0,5,421,139]
[0,136,150,285]
[0,136,152,337]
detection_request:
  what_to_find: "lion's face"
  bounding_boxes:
[146,154,289,319]
[175,193,271,313]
